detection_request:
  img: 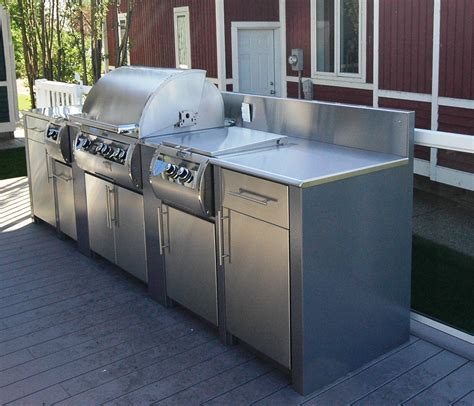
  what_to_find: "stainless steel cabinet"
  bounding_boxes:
[85,174,116,263]
[160,205,218,325]
[53,162,77,240]
[85,174,147,282]
[221,169,290,368]
[27,139,56,227]
[115,186,147,282]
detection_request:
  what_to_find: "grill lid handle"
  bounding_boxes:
[69,114,139,135]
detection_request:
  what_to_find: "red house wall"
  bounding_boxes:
[108,0,217,78]
[379,0,433,94]
[439,0,474,99]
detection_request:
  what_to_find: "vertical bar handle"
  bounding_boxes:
[45,151,53,183]
[157,206,169,256]
[105,185,112,229]
[217,209,230,266]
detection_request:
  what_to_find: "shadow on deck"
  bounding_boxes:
[0,177,472,405]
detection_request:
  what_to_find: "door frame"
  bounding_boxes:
[231,21,282,97]
[0,7,19,133]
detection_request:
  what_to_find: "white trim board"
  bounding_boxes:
[410,312,473,360]
[415,128,474,154]
[378,90,432,103]
[414,158,474,191]
[431,0,441,130]
[231,21,282,97]
[279,0,287,98]
[286,75,374,90]
[215,0,226,90]
[373,0,379,107]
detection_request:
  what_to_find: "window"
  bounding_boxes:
[174,7,191,69]
[117,12,130,65]
[312,0,366,80]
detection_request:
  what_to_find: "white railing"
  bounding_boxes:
[414,129,474,191]
[35,79,91,108]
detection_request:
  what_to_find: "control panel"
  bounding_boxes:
[45,124,61,142]
[75,133,128,165]
[152,156,198,188]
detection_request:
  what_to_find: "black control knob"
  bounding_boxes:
[104,146,116,158]
[100,144,111,155]
[165,163,179,178]
[95,142,104,154]
[177,167,193,183]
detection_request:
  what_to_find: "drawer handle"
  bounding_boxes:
[227,189,276,206]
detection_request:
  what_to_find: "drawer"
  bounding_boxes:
[222,169,289,229]
[25,116,48,143]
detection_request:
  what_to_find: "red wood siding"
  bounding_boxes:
[379,98,431,160]
[439,0,474,99]
[379,0,433,94]
[109,0,217,77]
[286,0,311,77]
[225,0,279,79]
[287,82,372,106]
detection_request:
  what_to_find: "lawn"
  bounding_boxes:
[18,93,31,112]
[0,148,27,179]
[412,234,474,334]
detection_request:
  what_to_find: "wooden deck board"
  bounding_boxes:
[0,177,471,405]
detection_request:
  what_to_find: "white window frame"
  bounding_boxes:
[173,6,192,69]
[311,0,367,83]
[117,12,130,65]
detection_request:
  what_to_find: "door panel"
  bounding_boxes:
[238,29,275,96]
[164,206,218,325]
[115,186,147,283]
[224,210,290,367]
[28,139,56,226]
[85,174,115,263]
[54,162,77,240]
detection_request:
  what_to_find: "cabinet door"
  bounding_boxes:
[114,186,147,283]
[164,205,218,325]
[85,174,115,263]
[28,139,56,227]
[54,162,77,240]
[224,209,290,367]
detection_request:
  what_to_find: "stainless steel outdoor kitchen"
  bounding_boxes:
[23,66,414,396]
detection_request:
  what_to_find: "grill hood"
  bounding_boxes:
[75,66,224,138]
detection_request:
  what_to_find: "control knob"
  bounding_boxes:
[117,149,127,162]
[100,144,111,155]
[165,163,179,178]
[177,167,193,183]
[94,142,105,154]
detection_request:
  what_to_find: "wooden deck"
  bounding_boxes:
[0,177,472,405]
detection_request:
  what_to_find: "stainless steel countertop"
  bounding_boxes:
[143,127,409,189]
[210,136,409,188]
[149,127,287,157]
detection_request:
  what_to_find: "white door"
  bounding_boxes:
[237,29,276,96]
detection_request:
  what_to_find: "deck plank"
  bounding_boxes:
[404,362,474,405]
[353,350,468,405]
[0,177,472,405]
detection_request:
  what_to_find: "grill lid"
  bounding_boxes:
[76,66,224,138]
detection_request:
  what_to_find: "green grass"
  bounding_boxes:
[412,235,474,334]
[0,148,27,180]
[18,93,31,112]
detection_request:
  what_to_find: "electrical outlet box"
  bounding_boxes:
[288,48,304,71]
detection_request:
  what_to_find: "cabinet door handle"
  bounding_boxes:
[105,185,112,229]
[111,186,119,227]
[45,151,53,183]
[227,189,276,206]
[157,206,169,255]
[217,209,230,266]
